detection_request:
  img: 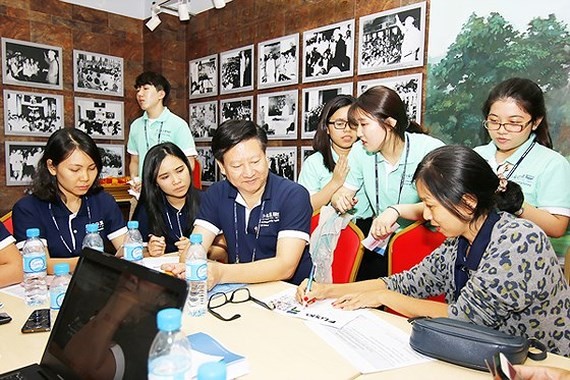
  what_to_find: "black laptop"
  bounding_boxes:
[0,248,188,380]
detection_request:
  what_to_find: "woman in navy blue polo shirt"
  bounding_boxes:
[132,142,202,256]
[13,128,127,273]
[0,223,22,287]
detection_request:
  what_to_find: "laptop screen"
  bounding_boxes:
[40,248,188,380]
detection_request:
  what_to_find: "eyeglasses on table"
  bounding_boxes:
[207,287,274,322]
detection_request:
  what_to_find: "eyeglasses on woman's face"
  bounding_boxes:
[207,287,274,321]
[482,119,532,133]
[327,119,355,130]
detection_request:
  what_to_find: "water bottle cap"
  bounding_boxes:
[26,228,40,238]
[197,361,227,380]
[189,234,203,244]
[127,220,139,229]
[85,223,99,233]
[54,263,70,275]
[156,308,182,332]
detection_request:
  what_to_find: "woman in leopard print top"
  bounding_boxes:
[297,145,569,357]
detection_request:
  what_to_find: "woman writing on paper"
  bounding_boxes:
[298,145,570,357]
[13,129,127,273]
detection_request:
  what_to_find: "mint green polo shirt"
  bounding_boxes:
[344,132,445,227]
[298,149,373,219]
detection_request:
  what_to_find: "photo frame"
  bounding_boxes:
[358,73,423,123]
[301,146,315,165]
[220,96,253,123]
[302,19,355,83]
[266,146,297,182]
[301,82,353,139]
[196,146,217,186]
[97,144,125,178]
[358,2,426,74]
[257,90,298,140]
[74,97,124,140]
[220,44,254,95]
[73,50,124,96]
[189,54,218,99]
[1,37,63,90]
[5,141,45,186]
[3,89,64,137]
[258,33,299,89]
[189,100,218,142]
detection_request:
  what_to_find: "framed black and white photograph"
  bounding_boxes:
[258,33,299,89]
[3,89,63,137]
[301,82,353,139]
[220,96,253,123]
[358,73,423,123]
[266,147,297,181]
[220,45,253,95]
[358,2,426,74]
[1,38,62,90]
[75,97,124,140]
[302,19,354,83]
[97,144,125,178]
[189,100,218,142]
[73,50,124,96]
[257,90,298,140]
[189,54,218,99]
[196,146,217,186]
[301,146,315,165]
[5,141,45,186]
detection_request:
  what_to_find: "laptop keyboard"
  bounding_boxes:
[0,372,26,380]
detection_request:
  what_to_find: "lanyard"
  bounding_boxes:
[233,200,266,263]
[497,141,535,179]
[144,120,164,151]
[374,135,409,216]
[49,197,92,254]
[165,206,183,240]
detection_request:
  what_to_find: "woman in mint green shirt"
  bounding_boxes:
[298,95,372,220]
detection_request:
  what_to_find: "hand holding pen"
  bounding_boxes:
[148,234,166,257]
[302,264,317,307]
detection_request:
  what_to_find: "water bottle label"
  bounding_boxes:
[186,260,207,281]
[23,253,47,274]
[50,289,66,310]
[124,244,143,261]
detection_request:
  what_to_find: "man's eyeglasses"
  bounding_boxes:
[482,119,532,133]
[327,119,353,130]
[207,288,274,322]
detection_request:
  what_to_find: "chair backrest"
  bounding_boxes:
[0,211,13,235]
[310,211,365,283]
[193,159,202,189]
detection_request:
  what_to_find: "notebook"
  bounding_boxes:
[0,248,189,380]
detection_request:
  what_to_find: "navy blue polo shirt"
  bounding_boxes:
[13,191,127,258]
[133,193,201,253]
[195,172,313,285]
[0,223,15,250]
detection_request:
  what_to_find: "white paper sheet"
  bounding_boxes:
[307,311,432,373]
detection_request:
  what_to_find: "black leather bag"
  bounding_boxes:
[408,317,546,371]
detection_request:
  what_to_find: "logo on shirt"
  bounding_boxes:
[259,211,280,228]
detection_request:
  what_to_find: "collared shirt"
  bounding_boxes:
[474,134,570,217]
[298,148,373,220]
[13,191,127,257]
[195,172,313,285]
[344,132,444,227]
[0,223,15,251]
[127,107,198,177]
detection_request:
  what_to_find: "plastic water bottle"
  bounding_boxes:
[22,228,48,306]
[148,308,192,379]
[124,221,144,264]
[185,234,207,317]
[82,223,104,252]
[197,362,227,380]
[49,263,71,311]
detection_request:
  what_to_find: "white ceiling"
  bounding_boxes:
[60,0,230,20]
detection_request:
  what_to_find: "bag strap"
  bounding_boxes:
[527,338,547,361]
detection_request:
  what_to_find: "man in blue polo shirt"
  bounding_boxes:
[164,120,313,286]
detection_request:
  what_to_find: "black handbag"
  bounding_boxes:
[408,317,547,371]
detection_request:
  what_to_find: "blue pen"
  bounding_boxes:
[306,263,316,294]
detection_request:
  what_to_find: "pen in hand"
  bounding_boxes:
[303,263,317,307]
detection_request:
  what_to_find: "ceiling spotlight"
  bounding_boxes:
[178,1,190,21]
[146,2,162,31]
[212,0,226,9]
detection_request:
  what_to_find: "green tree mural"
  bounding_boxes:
[426,12,570,157]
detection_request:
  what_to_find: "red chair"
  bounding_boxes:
[1,211,13,235]
[193,159,202,189]
[386,221,447,315]
[310,211,365,283]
